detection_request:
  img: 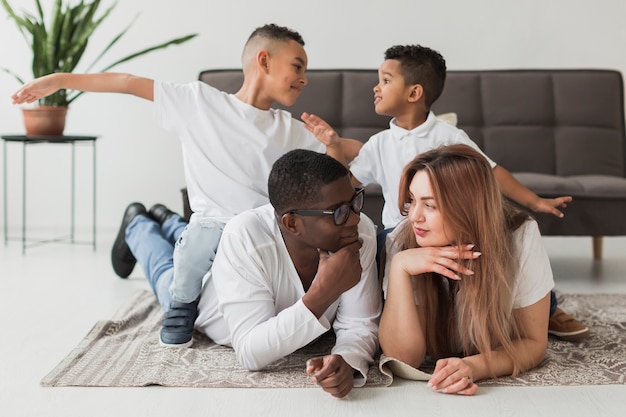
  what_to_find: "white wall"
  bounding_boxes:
[1,0,625,235]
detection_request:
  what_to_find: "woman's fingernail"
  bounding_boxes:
[473,252,482,257]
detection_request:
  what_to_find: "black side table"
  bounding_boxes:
[2,135,98,254]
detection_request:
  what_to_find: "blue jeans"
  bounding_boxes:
[376,227,394,269]
[550,290,558,316]
[126,214,185,311]
[171,218,223,303]
[126,214,222,312]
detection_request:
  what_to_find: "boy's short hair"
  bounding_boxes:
[247,23,305,46]
[242,24,305,69]
[384,45,447,108]
[268,149,348,214]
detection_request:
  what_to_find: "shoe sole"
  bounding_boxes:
[159,334,193,348]
[548,329,591,341]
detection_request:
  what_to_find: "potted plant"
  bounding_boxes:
[1,0,197,136]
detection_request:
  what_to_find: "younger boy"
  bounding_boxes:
[12,24,347,347]
[304,44,589,341]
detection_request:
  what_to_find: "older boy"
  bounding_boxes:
[120,149,381,398]
[12,24,348,348]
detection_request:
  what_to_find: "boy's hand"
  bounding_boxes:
[306,354,354,398]
[12,74,61,105]
[301,112,340,147]
[530,196,572,218]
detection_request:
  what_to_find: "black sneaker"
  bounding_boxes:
[148,203,178,225]
[159,298,200,348]
[111,202,147,278]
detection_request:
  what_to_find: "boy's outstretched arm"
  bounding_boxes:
[301,112,363,162]
[12,73,155,104]
[493,165,572,218]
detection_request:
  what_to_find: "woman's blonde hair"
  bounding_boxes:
[396,144,530,377]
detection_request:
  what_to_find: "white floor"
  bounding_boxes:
[2,230,626,417]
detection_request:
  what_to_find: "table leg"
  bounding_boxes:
[71,142,75,243]
[92,141,97,250]
[3,140,7,247]
[22,141,26,255]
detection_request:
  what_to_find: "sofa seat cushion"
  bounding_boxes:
[515,173,626,199]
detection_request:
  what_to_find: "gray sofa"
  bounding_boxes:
[187,69,626,259]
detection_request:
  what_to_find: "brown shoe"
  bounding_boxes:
[548,307,590,341]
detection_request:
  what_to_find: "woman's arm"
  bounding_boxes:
[428,293,550,395]
[379,252,428,368]
[379,246,480,368]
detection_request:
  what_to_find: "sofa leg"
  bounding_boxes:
[592,236,603,260]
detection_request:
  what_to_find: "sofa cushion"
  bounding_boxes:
[515,173,626,199]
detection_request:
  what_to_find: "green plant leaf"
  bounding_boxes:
[0,67,26,85]
[2,0,197,107]
[46,0,64,72]
[96,34,199,74]
[84,13,138,73]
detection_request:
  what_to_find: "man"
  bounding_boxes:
[113,149,381,398]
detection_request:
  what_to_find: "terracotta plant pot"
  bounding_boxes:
[22,106,68,137]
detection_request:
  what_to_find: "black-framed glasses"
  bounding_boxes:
[287,188,365,226]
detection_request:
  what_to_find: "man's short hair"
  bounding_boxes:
[269,149,348,214]
[384,44,447,108]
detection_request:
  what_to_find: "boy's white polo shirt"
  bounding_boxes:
[350,111,496,229]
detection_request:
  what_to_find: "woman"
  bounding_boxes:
[379,144,553,395]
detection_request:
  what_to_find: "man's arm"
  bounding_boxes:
[12,73,154,104]
[315,218,382,381]
[493,165,572,218]
[305,217,382,397]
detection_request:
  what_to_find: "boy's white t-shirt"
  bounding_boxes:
[350,111,496,229]
[382,219,554,309]
[154,80,325,222]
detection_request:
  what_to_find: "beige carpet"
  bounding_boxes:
[41,290,626,388]
[41,290,391,388]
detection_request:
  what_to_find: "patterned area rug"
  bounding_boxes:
[41,290,626,388]
[41,290,391,388]
[479,292,626,387]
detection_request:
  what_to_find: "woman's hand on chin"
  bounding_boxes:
[392,244,481,280]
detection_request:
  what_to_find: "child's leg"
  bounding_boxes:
[125,215,175,312]
[159,219,224,347]
[169,219,224,303]
[549,290,558,316]
[159,212,188,246]
[376,227,395,269]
